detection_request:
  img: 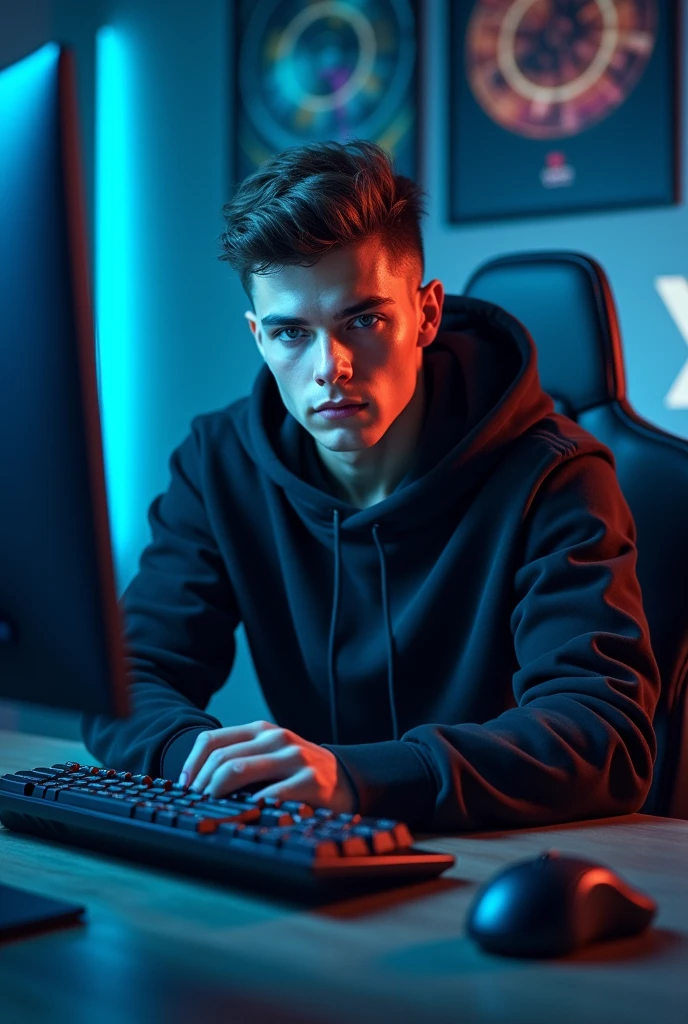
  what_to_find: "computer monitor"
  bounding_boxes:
[0,42,128,720]
[0,40,132,940]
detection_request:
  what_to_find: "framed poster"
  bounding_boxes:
[231,0,421,189]
[449,0,679,223]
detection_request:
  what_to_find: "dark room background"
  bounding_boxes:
[2,0,687,739]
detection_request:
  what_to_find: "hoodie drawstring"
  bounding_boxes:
[372,522,399,742]
[327,509,342,744]
[327,509,399,744]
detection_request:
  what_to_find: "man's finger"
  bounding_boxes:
[202,749,295,799]
[249,767,317,805]
[179,722,264,787]
[190,730,288,793]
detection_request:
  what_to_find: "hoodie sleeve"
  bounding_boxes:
[80,420,240,780]
[325,452,660,831]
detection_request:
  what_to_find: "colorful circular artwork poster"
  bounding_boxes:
[450,0,676,221]
[233,0,420,186]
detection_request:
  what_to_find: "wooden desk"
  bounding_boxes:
[1,730,686,1024]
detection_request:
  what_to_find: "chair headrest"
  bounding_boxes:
[463,251,627,417]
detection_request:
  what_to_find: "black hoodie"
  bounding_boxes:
[81,297,660,830]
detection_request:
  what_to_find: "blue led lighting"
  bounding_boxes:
[0,40,59,112]
[96,26,137,591]
[0,43,60,222]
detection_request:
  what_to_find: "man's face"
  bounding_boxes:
[244,238,444,453]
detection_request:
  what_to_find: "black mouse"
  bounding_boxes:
[466,850,657,958]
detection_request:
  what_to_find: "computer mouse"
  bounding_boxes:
[466,849,657,958]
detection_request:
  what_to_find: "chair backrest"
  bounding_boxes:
[456,251,688,819]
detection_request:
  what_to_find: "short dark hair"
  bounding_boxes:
[218,139,427,308]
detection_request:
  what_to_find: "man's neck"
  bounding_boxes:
[315,367,427,510]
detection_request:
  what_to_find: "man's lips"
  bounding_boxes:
[314,400,367,411]
[315,402,368,420]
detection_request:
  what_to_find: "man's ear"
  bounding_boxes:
[417,278,445,349]
[244,311,265,360]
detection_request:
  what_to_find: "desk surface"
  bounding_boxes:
[1,729,687,1024]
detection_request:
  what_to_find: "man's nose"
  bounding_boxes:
[313,336,353,384]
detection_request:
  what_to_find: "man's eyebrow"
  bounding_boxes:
[260,295,395,328]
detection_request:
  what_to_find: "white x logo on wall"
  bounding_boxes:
[655,276,688,409]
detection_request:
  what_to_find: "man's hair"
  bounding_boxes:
[218,139,427,308]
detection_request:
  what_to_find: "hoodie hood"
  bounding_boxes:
[242,296,556,746]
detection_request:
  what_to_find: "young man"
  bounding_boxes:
[82,141,660,831]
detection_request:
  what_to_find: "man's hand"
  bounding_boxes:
[177,721,356,814]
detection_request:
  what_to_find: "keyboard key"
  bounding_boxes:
[56,789,138,817]
[176,813,206,832]
[0,774,35,795]
[40,783,72,800]
[130,775,153,786]
[235,791,266,807]
[215,822,246,839]
[30,784,54,799]
[306,826,369,856]
[152,809,178,827]
[350,826,396,854]
[199,802,261,820]
[211,806,263,824]
[279,802,313,820]
[337,835,370,857]
[195,817,235,834]
[133,803,157,823]
[381,822,413,849]
[196,809,260,834]
[15,770,58,782]
[255,827,288,848]
[281,835,340,861]
[231,824,260,841]
[258,809,295,827]
[177,811,254,835]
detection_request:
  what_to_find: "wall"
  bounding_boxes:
[2,0,687,741]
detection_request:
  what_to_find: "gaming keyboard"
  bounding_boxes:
[0,762,455,900]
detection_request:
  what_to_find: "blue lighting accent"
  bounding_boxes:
[96,27,137,592]
[0,41,59,113]
[472,880,512,930]
[0,44,60,218]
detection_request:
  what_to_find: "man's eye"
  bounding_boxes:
[274,314,382,344]
[276,328,305,343]
[352,314,382,329]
